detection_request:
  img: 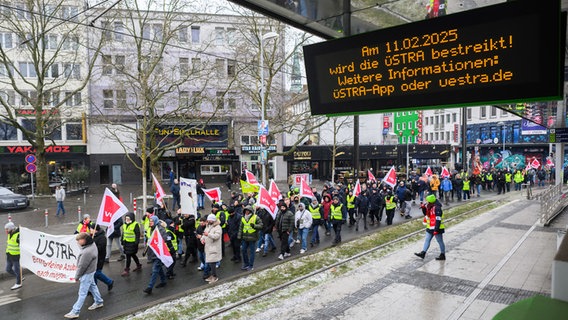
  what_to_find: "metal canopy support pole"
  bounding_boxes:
[555,86,566,186]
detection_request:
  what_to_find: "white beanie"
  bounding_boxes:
[4,222,15,230]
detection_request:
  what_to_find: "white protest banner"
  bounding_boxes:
[20,227,81,283]
[180,177,197,215]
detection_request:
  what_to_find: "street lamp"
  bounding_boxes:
[497,121,505,153]
[259,31,278,186]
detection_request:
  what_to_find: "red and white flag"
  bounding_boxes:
[245,170,259,185]
[368,170,377,182]
[383,166,398,188]
[148,228,174,267]
[353,179,361,197]
[299,177,315,199]
[546,157,555,168]
[530,158,540,169]
[424,166,433,177]
[152,173,166,206]
[440,166,451,178]
[202,187,222,202]
[268,179,282,202]
[257,186,278,219]
[96,188,129,237]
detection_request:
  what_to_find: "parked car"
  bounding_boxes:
[0,187,29,210]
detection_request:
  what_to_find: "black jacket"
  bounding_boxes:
[93,229,107,270]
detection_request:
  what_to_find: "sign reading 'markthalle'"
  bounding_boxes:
[155,124,229,148]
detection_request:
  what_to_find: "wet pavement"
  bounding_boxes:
[250,189,566,320]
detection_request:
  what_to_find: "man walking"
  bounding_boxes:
[55,185,66,216]
[238,205,263,271]
[5,222,22,290]
[414,194,446,261]
[329,196,347,246]
[64,233,104,319]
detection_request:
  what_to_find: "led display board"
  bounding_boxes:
[303,0,563,116]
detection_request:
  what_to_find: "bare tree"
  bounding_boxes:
[326,116,352,183]
[0,0,104,194]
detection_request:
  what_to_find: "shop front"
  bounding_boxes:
[240,145,277,181]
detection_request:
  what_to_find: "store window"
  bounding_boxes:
[201,164,231,175]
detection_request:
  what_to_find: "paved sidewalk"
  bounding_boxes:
[251,191,566,320]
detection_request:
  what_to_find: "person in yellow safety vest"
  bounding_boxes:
[5,222,22,290]
[121,212,142,276]
[504,169,512,193]
[514,169,524,191]
[165,219,177,279]
[415,193,446,260]
[237,205,263,271]
[75,214,93,234]
[485,171,494,191]
[308,198,323,246]
[346,190,356,227]
[329,196,347,246]
[142,207,154,243]
[462,177,471,200]
[384,190,397,226]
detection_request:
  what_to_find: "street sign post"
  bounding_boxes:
[25,154,36,199]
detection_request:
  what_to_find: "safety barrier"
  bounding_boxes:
[552,227,568,302]
[539,184,568,226]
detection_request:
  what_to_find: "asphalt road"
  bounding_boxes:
[0,183,526,319]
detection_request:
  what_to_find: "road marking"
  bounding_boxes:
[447,219,538,320]
[0,293,21,306]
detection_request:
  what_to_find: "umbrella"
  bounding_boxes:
[493,295,568,320]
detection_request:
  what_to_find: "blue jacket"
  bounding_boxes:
[441,178,453,192]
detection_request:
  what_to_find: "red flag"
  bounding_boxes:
[202,187,222,202]
[268,179,282,202]
[531,158,540,169]
[546,157,555,167]
[245,170,259,185]
[256,186,278,219]
[152,173,166,206]
[299,178,315,199]
[96,188,129,237]
[383,166,397,188]
[367,170,377,182]
[353,179,361,197]
[148,228,174,267]
[424,166,433,177]
[440,167,450,178]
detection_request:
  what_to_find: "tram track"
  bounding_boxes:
[193,199,504,320]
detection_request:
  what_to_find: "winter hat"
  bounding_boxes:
[150,215,160,225]
[243,205,254,214]
[165,219,173,226]
[83,214,90,219]
[298,203,305,209]
[146,207,154,214]
[426,194,436,203]
[278,201,287,209]
[4,222,15,230]
[207,214,217,222]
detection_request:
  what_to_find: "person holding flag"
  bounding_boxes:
[75,214,94,234]
[5,222,22,290]
[143,216,171,294]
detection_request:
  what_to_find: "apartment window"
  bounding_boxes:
[216,91,224,109]
[435,116,439,124]
[192,91,201,105]
[214,27,224,45]
[241,135,259,145]
[153,24,163,41]
[115,55,125,72]
[192,58,201,72]
[103,90,114,108]
[430,116,434,124]
[191,26,200,43]
[44,34,57,49]
[19,62,36,78]
[101,21,112,41]
[0,32,12,48]
[0,64,14,77]
[396,112,400,117]
[66,123,82,140]
[114,22,124,41]
[179,57,189,77]
[65,91,81,106]
[178,26,188,42]
[425,117,429,125]
[0,90,15,105]
[228,97,236,110]
[446,132,450,141]
[0,122,17,140]
[408,121,412,129]
[102,55,112,75]
[396,123,400,130]
[45,91,60,107]
[446,114,450,123]
[62,35,79,51]
[467,108,472,120]
[179,91,189,108]
[215,59,224,77]
[45,120,62,140]
[452,113,457,122]
[501,108,508,116]
[480,106,487,119]
[435,132,439,140]
[142,24,151,40]
[490,106,497,117]
[20,90,37,106]
[16,3,31,20]
[63,63,81,79]
[402,122,406,130]
[227,60,236,77]
[61,6,78,21]
[227,28,237,45]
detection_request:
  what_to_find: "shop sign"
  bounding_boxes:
[293,150,312,160]
[176,147,205,154]
[241,145,277,154]
[155,124,229,148]
[0,145,86,154]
